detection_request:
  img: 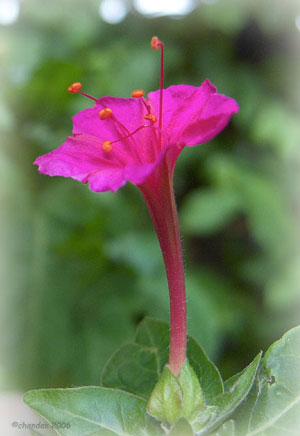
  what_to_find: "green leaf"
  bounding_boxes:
[29,428,57,436]
[187,335,223,403]
[181,188,241,236]
[134,317,170,373]
[194,353,261,434]
[100,344,158,399]
[251,100,300,157]
[30,430,45,436]
[24,387,163,436]
[105,231,161,276]
[168,418,194,436]
[101,318,223,403]
[211,420,236,436]
[232,325,300,436]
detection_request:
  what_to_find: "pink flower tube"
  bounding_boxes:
[34,37,239,376]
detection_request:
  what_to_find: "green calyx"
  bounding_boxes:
[146,360,205,426]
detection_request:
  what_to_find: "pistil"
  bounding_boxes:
[151,36,164,139]
[68,48,187,373]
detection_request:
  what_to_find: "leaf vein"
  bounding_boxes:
[246,394,300,436]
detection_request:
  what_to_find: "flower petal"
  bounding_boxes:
[180,92,239,146]
[34,133,182,193]
[148,79,239,146]
[85,168,126,192]
[72,96,145,141]
[72,96,160,164]
[34,135,127,192]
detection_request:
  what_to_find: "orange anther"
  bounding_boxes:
[99,108,113,120]
[151,36,160,50]
[144,114,157,123]
[68,82,82,93]
[131,89,144,98]
[101,141,113,153]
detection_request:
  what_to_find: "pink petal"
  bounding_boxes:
[180,93,239,146]
[86,169,126,193]
[34,131,166,192]
[34,135,127,192]
[72,96,144,142]
[148,79,239,146]
[34,132,181,193]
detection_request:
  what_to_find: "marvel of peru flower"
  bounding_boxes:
[34,37,239,377]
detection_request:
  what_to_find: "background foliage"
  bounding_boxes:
[0,0,300,393]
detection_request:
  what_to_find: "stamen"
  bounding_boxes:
[101,141,113,152]
[131,90,145,98]
[68,82,99,103]
[144,114,157,123]
[78,91,98,103]
[67,83,141,159]
[68,82,82,93]
[111,125,147,144]
[103,124,153,151]
[99,108,113,120]
[140,98,151,114]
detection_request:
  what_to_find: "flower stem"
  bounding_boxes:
[139,161,187,376]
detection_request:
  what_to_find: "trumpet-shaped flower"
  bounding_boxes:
[34,37,239,376]
[35,80,238,193]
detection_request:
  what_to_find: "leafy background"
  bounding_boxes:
[0,0,300,394]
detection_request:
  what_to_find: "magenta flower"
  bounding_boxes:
[34,37,239,376]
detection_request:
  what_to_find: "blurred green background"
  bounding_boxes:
[1,0,300,392]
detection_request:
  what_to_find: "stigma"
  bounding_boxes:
[151,36,163,50]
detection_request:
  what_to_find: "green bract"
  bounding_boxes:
[101,318,223,403]
[146,361,204,425]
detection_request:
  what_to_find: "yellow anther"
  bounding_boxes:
[144,114,157,123]
[101,141,113,152]
[68,82,82,93]
[99,108,113,120]
[131,89,144,98]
